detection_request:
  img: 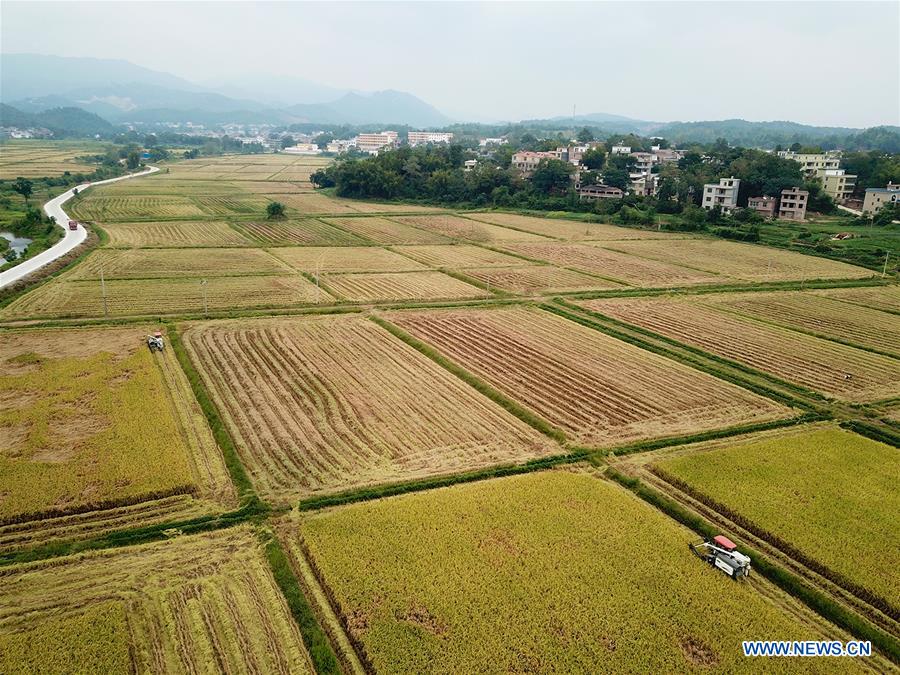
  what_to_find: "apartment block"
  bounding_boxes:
[747,195,778,219]
[511,150,558,175]
[407,131,454,146]
[702,177,741,213]
[578,184,624,200]
[862,183,900,214]
[778,187,809,221]
[357,131,399,154]
[817,168,856,203]
[777,151,841,176]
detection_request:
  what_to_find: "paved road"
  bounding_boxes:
[0,165,159,288]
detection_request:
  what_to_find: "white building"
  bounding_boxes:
[283,143,322,155]
[464,159,478,172]
[357,131,399,154]
[479,137,507,147]
[326,139,357,154]
[611,145,631,155]
[777,151,841,177]
[703,177,741,213]
[408,131,454,146]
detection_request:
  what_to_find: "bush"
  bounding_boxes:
[266,202,286,219]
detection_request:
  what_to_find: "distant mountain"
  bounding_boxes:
[0,103,113,137]
[205,74,346,107]
[654,119,860,146]
[287,90,451,127]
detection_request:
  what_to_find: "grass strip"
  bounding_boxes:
[606,468,900,664]
[839,420,900,448]
[370,314,567,443]
[261,531,341,675]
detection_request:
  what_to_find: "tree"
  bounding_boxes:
[184,148,200,159]
[266,201,286,219]
[126,150,141,170]
[602,167,630,191]
[12,177,33,203]
[577,127,595,143]
[281,136,296,149]
[531,159,573,195]
[581,148,606,170]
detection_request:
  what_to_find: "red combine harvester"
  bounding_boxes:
[690,534,751,579]
[68,220,78,231]
[146,331,165,352]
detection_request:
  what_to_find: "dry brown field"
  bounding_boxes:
[811,285,900,314]
[499,242,722,286]
[392,215,549,242]
[393,244,524,268]
[320,217,451,244]
[324,271,488,302]
[67,248,292,280]
[463,265,619,294]
[102,221,255,248]
[232,219,368,246]
[0,140,101,179]
[271,246,428,274]
[387,307,789,446]
[581,296,900,402]
[466,212,685,241]
[183,315,556,502]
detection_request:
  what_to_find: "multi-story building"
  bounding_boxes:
[630,152,657,174]
[326,139,357,154]
[511,150,558,175]
[478,137,507,147]
[611,144,631,155]
[702,177,741,213]
[777,151,841,177]
[463,159,478,172]
[629,172,658,197]
[817,168,856,203]
[651,146,684,163]
[407,131,454,146]
[578,184,624,201]
[357,131,399,154]
[283,143,321,155]
[747,195,778,219]
[862,183,900,215]
[778,187,809,221]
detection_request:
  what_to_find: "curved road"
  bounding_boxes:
[0,165,159,288]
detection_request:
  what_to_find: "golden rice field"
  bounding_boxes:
[598,239,874,282]
[582,296,900,402]
[393,244,524,268]
[296,471,855,673]
[0,526,314,674]
[653,426,900,613]
[278,192,366,214]
[320,217,450,244]
[234,219,368,246]
[0,326,234,534]
[699,290,900,356]
[812,284,900,314]
[271,246,428,274]
[325,271,488,302]
[463,265,617,294]
[70,191,273,221]
[183,315,555,503]
[500,242,722,286]
[2,275,328,319]
[0,140,103,179]
[392,215,549,242]
[387,307,789,446]
[467,212,683,241]
[67,247,292,280]
[103,220,255,248]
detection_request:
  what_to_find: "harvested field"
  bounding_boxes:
[654,426,900,612]
[463,265,620,294]
[271,246,428,274]
[582,296,900,402]
[597,239,874,282]
[2,275,329,319]
[241,181,315,194]
[0,326,233,532]
[700,290,900,356]
[812,285,900,314]
[234,219,368,246]
[392,215,549,242]
[320,217,450,244]
[393,244,524,268]
[70,194,207,221]
[0,526,314,674]
[325,271,488,302]
[67,248,291,280]
[296,471,854,673]
[0,140,101,179]
[388,307,788,446]
[499,242,722,286]
[184,315,555,502]
[279,193,364,214]
[102,220,254,248]
[467,212,683,240]
[336,201,446,214]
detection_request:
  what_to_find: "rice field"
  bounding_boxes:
[582,296,900,402]
[463,265,620,294]
[0,140,103,179]
[0,326,233,533]
[234,219,368,246]
[598,239,874,282]
[325,271,488,302]
[653,426,900,613]
[103,221,255,248]
[295,471,854,673]
[0,526,315,674]
[467,212,683,241]
[392,215,550,242]
[812,285,900,314]
[183,315,556,502]
[2,275,329,319]
[67,248,292,280]
[387,307,789,446]
[393,244,524,268]
[320,217,450,244]
[278,192,368,215]
[699,290,900,356]
[70,194,209,221]
[499,242,723,286]
[271,246,428,274]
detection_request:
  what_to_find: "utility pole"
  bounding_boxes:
[100,265,108,317]
[200,279,208,317]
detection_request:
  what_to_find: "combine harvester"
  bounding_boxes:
[690,535,751,579]
[146,331,165,352]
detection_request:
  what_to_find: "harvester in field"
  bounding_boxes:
[147,331,165,352]
[690,535,751,579]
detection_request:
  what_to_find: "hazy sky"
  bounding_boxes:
[3,1,899,127]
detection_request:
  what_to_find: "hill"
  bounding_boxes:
[0,103,113,137]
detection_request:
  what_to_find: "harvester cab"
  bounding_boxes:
[147,331,165,352]
[690,535,751,579]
